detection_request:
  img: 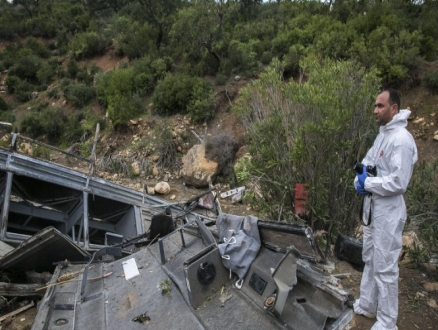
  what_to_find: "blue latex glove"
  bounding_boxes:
[357,165,368,188]
[355,181,368,196]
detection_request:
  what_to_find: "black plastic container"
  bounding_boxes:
[335,234,364,266]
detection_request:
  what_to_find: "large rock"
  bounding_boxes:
[424,282,438,292]
[18,142,33,156]
[155,181,170,195]
[402,231,420,250]
[131,161,141,176]
[181,144,219,188]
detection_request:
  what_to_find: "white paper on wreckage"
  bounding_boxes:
[122,258,140,280]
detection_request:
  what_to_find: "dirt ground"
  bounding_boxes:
[337,260,438,330]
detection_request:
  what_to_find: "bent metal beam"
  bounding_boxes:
[0,148,173,250]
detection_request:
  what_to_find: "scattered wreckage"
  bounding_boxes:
[0,140,355,329]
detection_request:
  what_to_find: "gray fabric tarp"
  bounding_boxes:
[217,213,261,280]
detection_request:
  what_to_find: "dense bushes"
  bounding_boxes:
[63,83,96,108]
[235,58,380,233]
[424,70,438,94]
[19,105,103,145]
[406,159,438,268]
[96,56,171,124]
[0,0,436,144]
[97,68,146,126]
[9,55,43,83]
[70,32,112,60]
[1,40,60,103]
[226,39,260,74]
[115,21,157,60]
[20,106,67,143]
[152,73,215,122]
[0,97,9,112]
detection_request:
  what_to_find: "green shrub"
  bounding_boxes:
[97,68,145,125]
[37,63,55,85]
[235,58,380,232]
[419,36,437,62]
[5,76,35,102]
[63,112,86,143]
[47,88,60,99]
[14,79,34,102]
[261,51,273,65]
[153,73,215,122]
[215,73,227,86]
[48,57,61,69]
[57,27,69,53]
[70,31,111,59]
[63,83,96,108]
[424,70,438,94]
[109,93,144,127]
[283,44,305,76]
[20,112,44,138]
[20,107,66,143]
[0,111,15,125]
[226,39,260,74]
[63,111,106,145]
[119,61,129,69]
[407,159,438,263]
[67,60,80,78]
[76,66,93,86]
[0,97,9,111]
[187,80,216,123]
[152,73,194,116]
[5,76,20,94]
[24,15,57,38]
[23,37,51,59]
[90,63,103,76]
[96,73,110,107]
[0,15,17,40]
[151,57,173,81]
[10,55,42,83]
[61,79,70,89]
[234,156,252,185]
[133,72,154,96]
[33,146,51,160]
[116,22,156,60]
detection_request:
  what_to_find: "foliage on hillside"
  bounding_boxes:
[235,58,380,234]
[0,0,437,246]
[0,0,437,139]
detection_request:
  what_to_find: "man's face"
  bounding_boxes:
[374,91,397,126]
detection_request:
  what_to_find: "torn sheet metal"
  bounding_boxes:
[33,239,204,330]
[257,220,318,261]
[0,148,198,251]
[33,221,353,330]
[0,226,89,272]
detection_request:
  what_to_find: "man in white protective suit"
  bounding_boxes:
[353,88,418,330]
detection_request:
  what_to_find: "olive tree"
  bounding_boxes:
[171,0,229,70]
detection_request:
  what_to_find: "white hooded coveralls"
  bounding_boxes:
[354,110,417,330]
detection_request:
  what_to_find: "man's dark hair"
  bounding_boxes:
[380,88,401,112]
